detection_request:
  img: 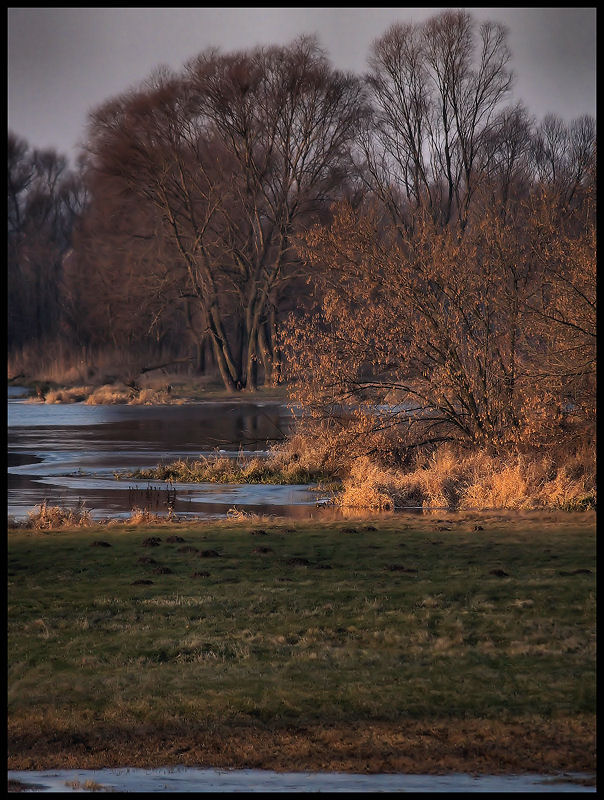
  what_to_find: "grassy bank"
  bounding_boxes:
[119,442,596,512]
[17,380,289,406]
[7,513,595,774]
[122,455,334,487]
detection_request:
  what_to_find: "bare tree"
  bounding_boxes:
[83,37,364,391]
[361,10,514,231]
[7,132,85,349]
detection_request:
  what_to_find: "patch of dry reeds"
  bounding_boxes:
[84,383,134,405]
[268,420,355,478]
[338,446,596,512]
[127,388,172,405]
[25,501,93,529]
[42,386,93,404]
[8,341,194,389]
[127,507,167,525]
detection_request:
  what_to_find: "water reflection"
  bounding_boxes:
[7,393,327,521]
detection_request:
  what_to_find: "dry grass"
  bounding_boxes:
[127,507,171,525]
[128,388,172,405]
[83,384,172,405]
[128,449,332,486]
[41,386,93,404]
[8,341,193,388]
[225,507,278,524]
[84,384,133,405]
[24,501,93,530]
[268,420,356,478]
[7,718,596,776]
[338,447,596,512]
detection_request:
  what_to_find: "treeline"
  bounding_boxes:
[8,136,86,351]
[8,10,596,454]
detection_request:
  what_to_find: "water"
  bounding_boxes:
[7,389,328,521]
[6,767,596,793]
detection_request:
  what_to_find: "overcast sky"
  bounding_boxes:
[8,7,597,164]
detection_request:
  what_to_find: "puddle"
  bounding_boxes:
[7,768,596,793]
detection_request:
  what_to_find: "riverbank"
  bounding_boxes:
[8,717,596,776]
[8,514,596,775]
[11,378,290,406]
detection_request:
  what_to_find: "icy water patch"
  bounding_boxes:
[7,767,596,793]
[7,395,331,521]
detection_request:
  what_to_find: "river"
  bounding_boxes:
[7,387,327,521]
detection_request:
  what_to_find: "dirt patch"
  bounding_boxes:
[166,536,185,543]
[8,778,48,792]
[178,546,198,553]
[131,579,154,586]
[191,571,210,578]
[250,529,268,536]
[152,567,173,575]
[385,564,417,573]
[199,549,221,558]
[559,568,592,576]
[6,718,596,775]
[89,541,112,547]
[252,546,273,555]
[285,557,311,566]
[137,556,157,565]
[142,537,162,547]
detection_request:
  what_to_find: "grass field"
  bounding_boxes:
[7,512,596,775]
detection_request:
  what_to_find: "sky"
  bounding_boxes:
[7,7,597,164]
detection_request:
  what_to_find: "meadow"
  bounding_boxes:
[7,512,596,775]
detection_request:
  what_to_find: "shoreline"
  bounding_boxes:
[7,718,596,776]
[8,380,291,406]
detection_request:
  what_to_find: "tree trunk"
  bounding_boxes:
[258,321,274,385]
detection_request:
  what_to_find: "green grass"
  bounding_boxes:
[7,515,595,732]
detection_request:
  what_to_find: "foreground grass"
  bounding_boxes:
[7,512,596,774]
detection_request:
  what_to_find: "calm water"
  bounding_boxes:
[7,388,328,521]
[6,767,596,793]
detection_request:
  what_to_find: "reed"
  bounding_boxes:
[338,447,596,512]
[125,453,332,486]
[24,500,93,529]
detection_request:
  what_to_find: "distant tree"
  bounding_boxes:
[476,103,534,216]
[82,37,365,391]
[279,10,595,466]
[530,113,596,207]
[360,9,514,231]
[8,132,86,351]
